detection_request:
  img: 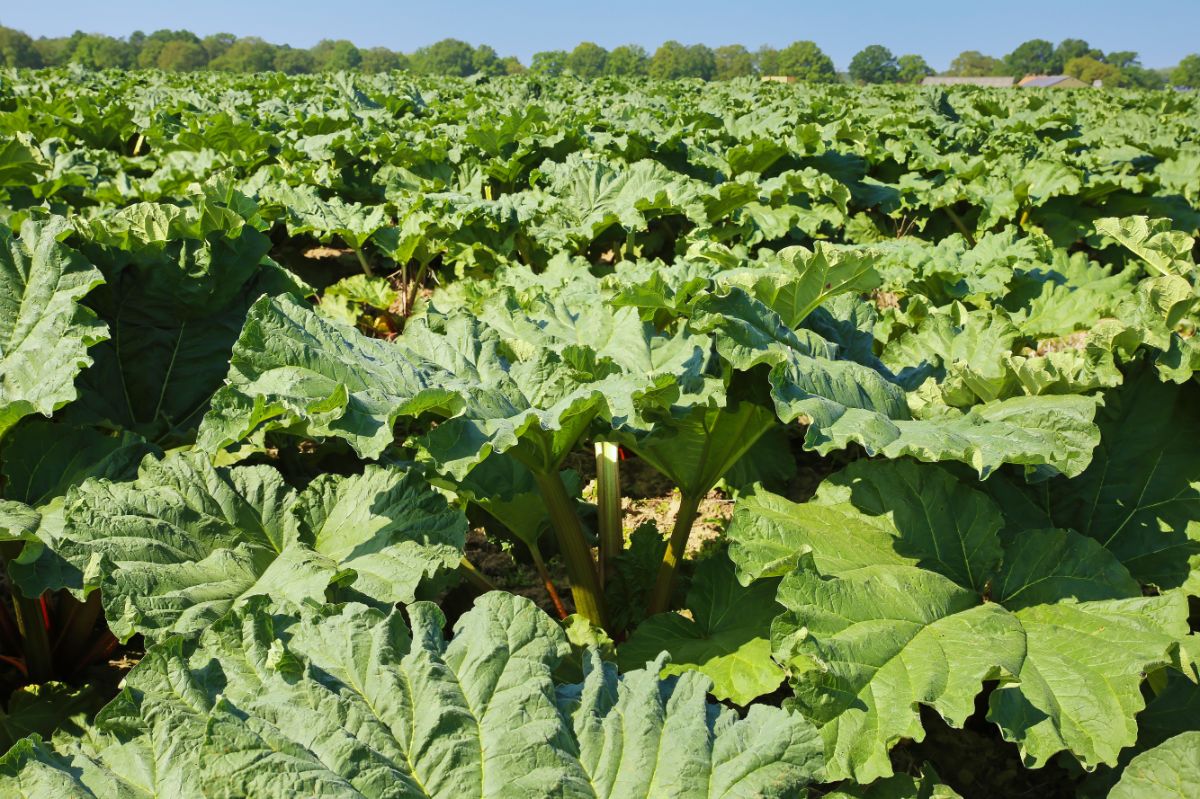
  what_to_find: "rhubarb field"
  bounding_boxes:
[1,69,1199,798]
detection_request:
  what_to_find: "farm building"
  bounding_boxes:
[761,75,798,84]
[921,76,1015,87]
[1018,75,1090,88]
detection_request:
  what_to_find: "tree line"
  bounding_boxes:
[0,27,520,76]
[1,24,1197,88]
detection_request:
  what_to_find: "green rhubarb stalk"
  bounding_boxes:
[403,261,429,317]
[532,469,607,629]
[353,247,376,278]
[647,493,703,616]
[459,556,499,593]
[944,206,977,247]
[595,441,622,587]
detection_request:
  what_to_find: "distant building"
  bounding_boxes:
[761,76,797,84]
[1018,75,1090,88]
[921,76,1015,87]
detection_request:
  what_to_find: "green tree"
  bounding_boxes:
[606,44,648,76]
[1171,54,1200,87]
[136,29,201,69]
[849,45,899,84]
[896,54,933,84]
[1064,56,1119,86]
[755,45,780,75]
[714,44,754,79]
[567,42,608,79]
[500,55,525,75]
[776,40,836,82]
[530,50,568,77]
[412,38,475,76]
[1105,51,1139,69]
[273,46,315,74]
[32,36,70,67]
[0,25,40,67]
[69,34,134,69]
[201,33,236,62]
[1055,38,1102,65]
[685,44,716,80]
[209,38,276,72]
[472,44,504,76]
[1120,63,1166,89]
[1004,38,1060,77]
[360,47,406,73]
[947,50,1003,76]
[649,40,689,79]
[156,40,208,71]
[311,39,362,71]
[649,41,715,80]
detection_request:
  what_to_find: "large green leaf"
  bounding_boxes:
[0,737,96,798]
[262,183,389,250]
[771,560,1187,779]
[0,500,40,545]
[0,422,155,509]
[288,466,468,605]
[58,452,466,641]
[490,293,775,500]
[1096,216,1195,278]
[984,369,1200,593]
[68,200,309,443]
[616,385,777,499]
[817,460,1003,591]
[198,294,460,458]
[1091,217,1200,382]
[756,456,1187,778]
[1011,250,1136,339]
[0,593,825,798]
[991,527,1141,610]
[773,565,1026,783]
[727,488,914,582]
[692,290,1100,478]
[406,310,658,478]
[716,243,881,328]
[987,593,1189,770]
[728,460,1004,591]
[882,307,1018,384]
[775,378,1100,480]
[480,292,718,427]
[531,155,707,247]
[451,454,552,546]
[884,305,1128,407]
[0,421,157,594]
[1108,732,1200,799]
[0,218,107,442]
[619,554,785,705]
[202,294,665,479]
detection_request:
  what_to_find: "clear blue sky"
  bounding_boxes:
[3,1,1197,70]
